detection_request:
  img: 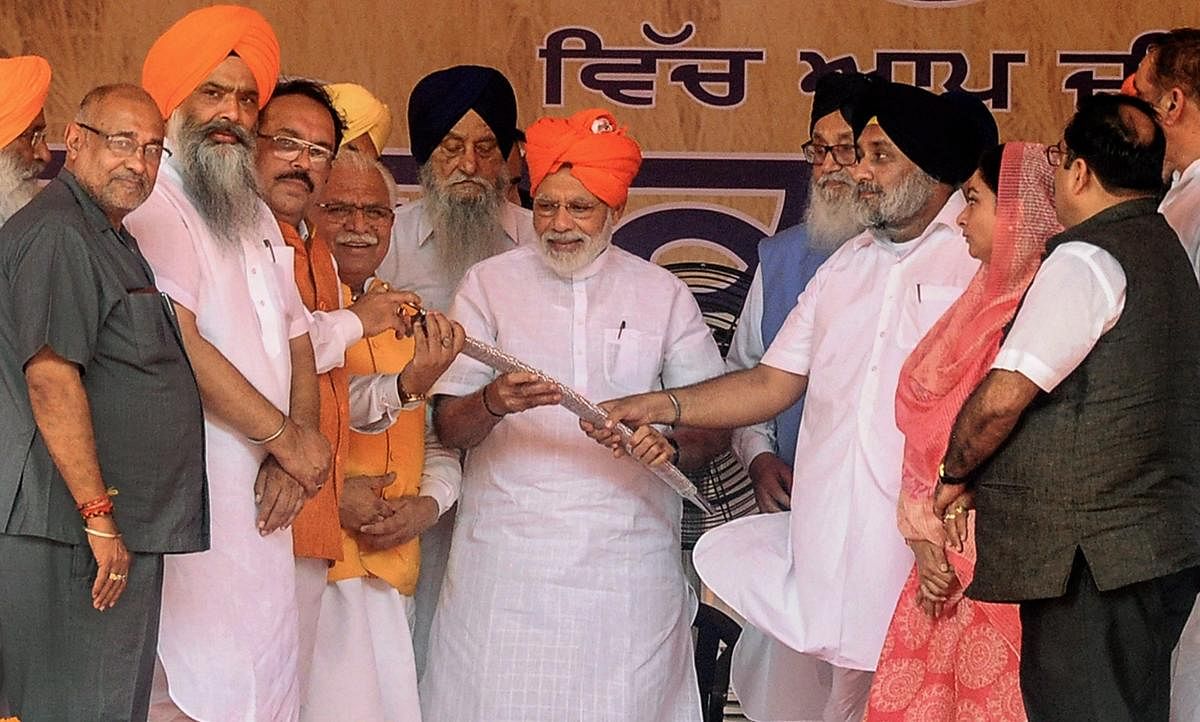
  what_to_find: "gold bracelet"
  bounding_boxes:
[665,391,682,427]
[248,413,288,445]
[82,526,122,540]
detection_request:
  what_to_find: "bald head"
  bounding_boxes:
[65,83,167,227]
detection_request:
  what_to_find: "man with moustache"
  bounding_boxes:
[423,108,725,722]
[595,80,992,721]
[126,6,331,721]
[372,64,538,674]
[719,70,869,722]
[0,55,53,226]
[303,150,464,722]
[253,79,446,709]
[0,84,206,721]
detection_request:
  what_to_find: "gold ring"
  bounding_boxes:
[953,504,968,515]
[440,338,452,348]
[943,512,957,522]
[108,572,127,581]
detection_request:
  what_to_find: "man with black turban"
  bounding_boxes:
[371,64,537,678]
[595,79,995,721]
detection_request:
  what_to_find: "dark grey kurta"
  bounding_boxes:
[0,170,207,722]
[0,171,207,553]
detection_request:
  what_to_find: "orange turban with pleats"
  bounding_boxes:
[525,109,642,208]
[0,56,51,148]
[142,5,280,119]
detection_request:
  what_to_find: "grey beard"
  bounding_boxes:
[853,167,938,242]
[418,161,510,285]
[169,112,262,248]
[804,170,863,252]
[0,150,42,226]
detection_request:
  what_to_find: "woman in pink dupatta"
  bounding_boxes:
[865,142,1061,721]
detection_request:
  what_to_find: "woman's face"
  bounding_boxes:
[957,170,998,263]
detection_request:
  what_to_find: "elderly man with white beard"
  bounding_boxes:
[591,79,996,722]
[124,6,332,721]
[371,64,538,676]
[422,108,725,722]
[0,56,53,226]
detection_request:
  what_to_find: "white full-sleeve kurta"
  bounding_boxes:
[695,193,979,672]
[126,161,309,722]
[421,244,723,722]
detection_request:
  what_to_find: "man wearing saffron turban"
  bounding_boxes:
[0,55,52,226]
[126,6,332,721]
[371,64,538,677]
[422,108,725,721]
[595,80,994,721]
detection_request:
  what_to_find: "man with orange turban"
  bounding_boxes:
[0,55,52,226]
[127,7,332,721]
[422,108,725,721]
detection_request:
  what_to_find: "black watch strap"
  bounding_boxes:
[938,462,969,486]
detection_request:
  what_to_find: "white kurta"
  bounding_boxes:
[423,244,723,722]
[127,161,309,722]
[695,194,979,672]
[1161,158,1200,283]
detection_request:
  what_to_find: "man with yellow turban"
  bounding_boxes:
[423,109,725,721]
[325,82,392,158]
[126,7,332,721]
[0,55,52,226]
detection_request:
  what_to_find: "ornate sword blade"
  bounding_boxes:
[458,336,716,515]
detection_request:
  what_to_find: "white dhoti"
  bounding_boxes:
[304,577,420,722]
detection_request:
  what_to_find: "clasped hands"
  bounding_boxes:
[913,484,976,618]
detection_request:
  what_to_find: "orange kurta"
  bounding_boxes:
[281,223,348,561]
[328,281,425,595]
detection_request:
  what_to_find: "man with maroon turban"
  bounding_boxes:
[0,55,52,225]
[126,6,331,721]
[421,108,725,721]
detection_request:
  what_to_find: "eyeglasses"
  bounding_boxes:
[316,202,394,224]
[257,133,334,168]
[76,122,171,160]
[801,141,860,167]
[17,128,48,148]
[1045,142,1066,167]
[532,198,603,219]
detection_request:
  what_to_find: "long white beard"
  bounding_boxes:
[168,111,262,248]
[804,168,864,251]
[419,161,510,285]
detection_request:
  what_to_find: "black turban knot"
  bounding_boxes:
[809,71,872,135]
[407,65,518,165]
[852,78,999,186]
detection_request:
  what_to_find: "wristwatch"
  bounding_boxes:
[397,373,427,405]
[937,462,969,486]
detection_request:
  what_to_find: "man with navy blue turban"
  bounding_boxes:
[371,64,538,678]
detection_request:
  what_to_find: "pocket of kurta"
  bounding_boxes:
[602,327,663,393]
[896,284,961,349]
